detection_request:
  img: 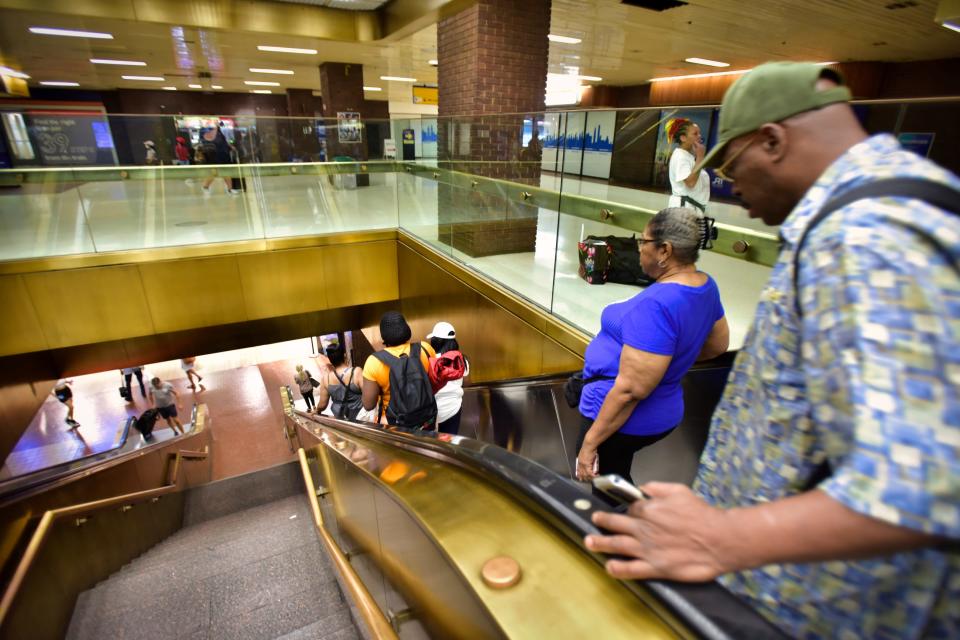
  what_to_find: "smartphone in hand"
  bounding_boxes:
[592,474,649,506]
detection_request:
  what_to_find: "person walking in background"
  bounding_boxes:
[584,62,960,639]
[666,118,710,215]
[200,128,231,194]
[143,140,158,166]
[427,321,469,435]
[148,377,184,435]
[575,207,728,485]
[181,357,204,391]
[51,379,79,429]
[122,366,146,399]
[174,136,190,165]
[317,345,364,420]
[294,364,317,413]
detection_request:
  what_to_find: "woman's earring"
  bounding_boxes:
[657,260,666,268]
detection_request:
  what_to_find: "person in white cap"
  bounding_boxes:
[427,321,469,434]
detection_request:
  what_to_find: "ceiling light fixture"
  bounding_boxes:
[579,75,603,82]
[428,59,438,65]
[244,80,280,86]
[380,75,417,82]
[90,58,146,66]
[40,81,79,86]
[30,27,113,39]
[257,45,317,55]
[211,85,223,89]
[363,86,382,91]
[188,84,202,89]
[548,34,582,44]
[251,89,272,94]
[943,20,960,32]
[249,68,294,75]
[163,86,177,91]
[684,57,730,67]
[122,75,165,81]
[0,66,30,79]
[650,61,836,83]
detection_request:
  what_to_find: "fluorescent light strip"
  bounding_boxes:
[211,85,223,89]
[30,26,113,39]
[40,81,79,87]
[0,66,30,79]
[685,57,730,68]
[251,89,272,94]
[249,67,294,75]
[943,21,960,33]
[163,86,177,91]
[363,86,382,91]
[380,75,416,82]
[90,58,146,66]
[428,59,438,65]
[548,34,582,44]
[122,75,165,81]
[579,75,603,82]
[257,45,317,55]
[244,80,280,86]
[188,84,202,89]
[650,61,837,83]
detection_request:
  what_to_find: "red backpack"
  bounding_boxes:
[428,351,466,394]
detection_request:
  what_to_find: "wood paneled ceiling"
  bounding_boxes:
[0,0,957,101]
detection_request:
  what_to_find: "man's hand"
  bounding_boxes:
[575,446,598,481]
[585,482,732,582]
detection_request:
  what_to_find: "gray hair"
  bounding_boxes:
[647,207,704,265]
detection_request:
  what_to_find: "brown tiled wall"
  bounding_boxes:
[319,62,368,161]
[437,0,551,256]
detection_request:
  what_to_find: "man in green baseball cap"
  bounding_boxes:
[585,60,960,639]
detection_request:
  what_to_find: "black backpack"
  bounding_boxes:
[135,408,159,440]
[373,343,437,428]
[584,234,654,286]
[329,367,364,421]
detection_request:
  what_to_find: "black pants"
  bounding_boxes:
[438,409,461,435]
[577,414,673,485]
[125,369,146,397]
[302,389,316,411]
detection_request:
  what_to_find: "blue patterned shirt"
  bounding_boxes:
[694,134,960,639]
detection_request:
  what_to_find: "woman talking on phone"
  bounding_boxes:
[667,118,710,215]
[575,207,728,485]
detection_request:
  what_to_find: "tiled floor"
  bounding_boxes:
[1,339,320,481]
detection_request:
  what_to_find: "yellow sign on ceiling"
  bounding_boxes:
[412,85,438,105]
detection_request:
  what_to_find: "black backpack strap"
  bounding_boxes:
[793,178,960,317]
[333,367,347,387]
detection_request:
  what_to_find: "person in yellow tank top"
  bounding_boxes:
[361,311,435,418]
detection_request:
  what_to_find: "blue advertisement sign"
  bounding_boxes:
[898,132,935,158]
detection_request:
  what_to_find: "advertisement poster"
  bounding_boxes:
[652,108,714,190]
[337,111,362,144]
[401,128,415,160]
[581,110,616,179]
[27,114,117,166]
[898,132,935,158]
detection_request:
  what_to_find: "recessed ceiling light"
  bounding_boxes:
[211,85,223,89]
[257,45,317,55]
[40,81,79,86]
[90,58,146,66]
[0,66,30,79]
[943,20,960,33]
[363,86,382,91]
[579,75,603,82]
[122,75,165,81]
[649,61,836,83]
[188,84,202,89]
[30,27,113,39]
[685,57,730,68]
[251,89,272,94]
[548,34,582,44]
[245,80,280,86]
[428,59,438,66]
[249,68,294,75]
[163,86,177,91]
[380,75,417,82]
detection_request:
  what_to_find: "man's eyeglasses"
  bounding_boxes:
[714,134,758,183]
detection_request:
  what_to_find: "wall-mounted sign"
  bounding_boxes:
[898,132,935,158]
[412,85,438,105]
[337,111,362,143]
[28,115,101,165]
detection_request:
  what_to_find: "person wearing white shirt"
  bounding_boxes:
[427,321,469,435]
[667,119,710,215]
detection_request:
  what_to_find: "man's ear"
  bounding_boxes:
[758,123,788,163]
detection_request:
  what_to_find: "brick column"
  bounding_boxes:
[319,62,368,162]
[437,0,551,257]
[285,88,323,161]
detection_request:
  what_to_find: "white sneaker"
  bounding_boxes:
[229,189,241,195]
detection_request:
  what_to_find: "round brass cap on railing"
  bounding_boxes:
[432,171,440,179]
[471,180,479,188]
[732,240,750,254]
[600,208,614,221]
[290,166,299,174]
[520,191,532,201]
[119,170,129,179]
[481,555,522,589]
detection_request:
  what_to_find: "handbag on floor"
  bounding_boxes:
[577,239,611,285]
[583,234,654,287]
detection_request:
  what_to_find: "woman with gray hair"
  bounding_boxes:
[575,207,729,487]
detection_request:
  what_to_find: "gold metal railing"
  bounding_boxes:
[0,434,211,638]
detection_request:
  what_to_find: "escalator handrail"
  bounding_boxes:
[296,411,787,640]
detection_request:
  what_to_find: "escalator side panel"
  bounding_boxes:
[478,387,570,477]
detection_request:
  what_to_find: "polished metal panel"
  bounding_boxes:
[322,241,399,308]
[0,276,47,355]
[22,265,156,348]
[237,247,331,320]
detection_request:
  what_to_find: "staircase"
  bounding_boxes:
[65,463,359,640]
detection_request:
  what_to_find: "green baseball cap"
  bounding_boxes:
[700,62,852,169]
